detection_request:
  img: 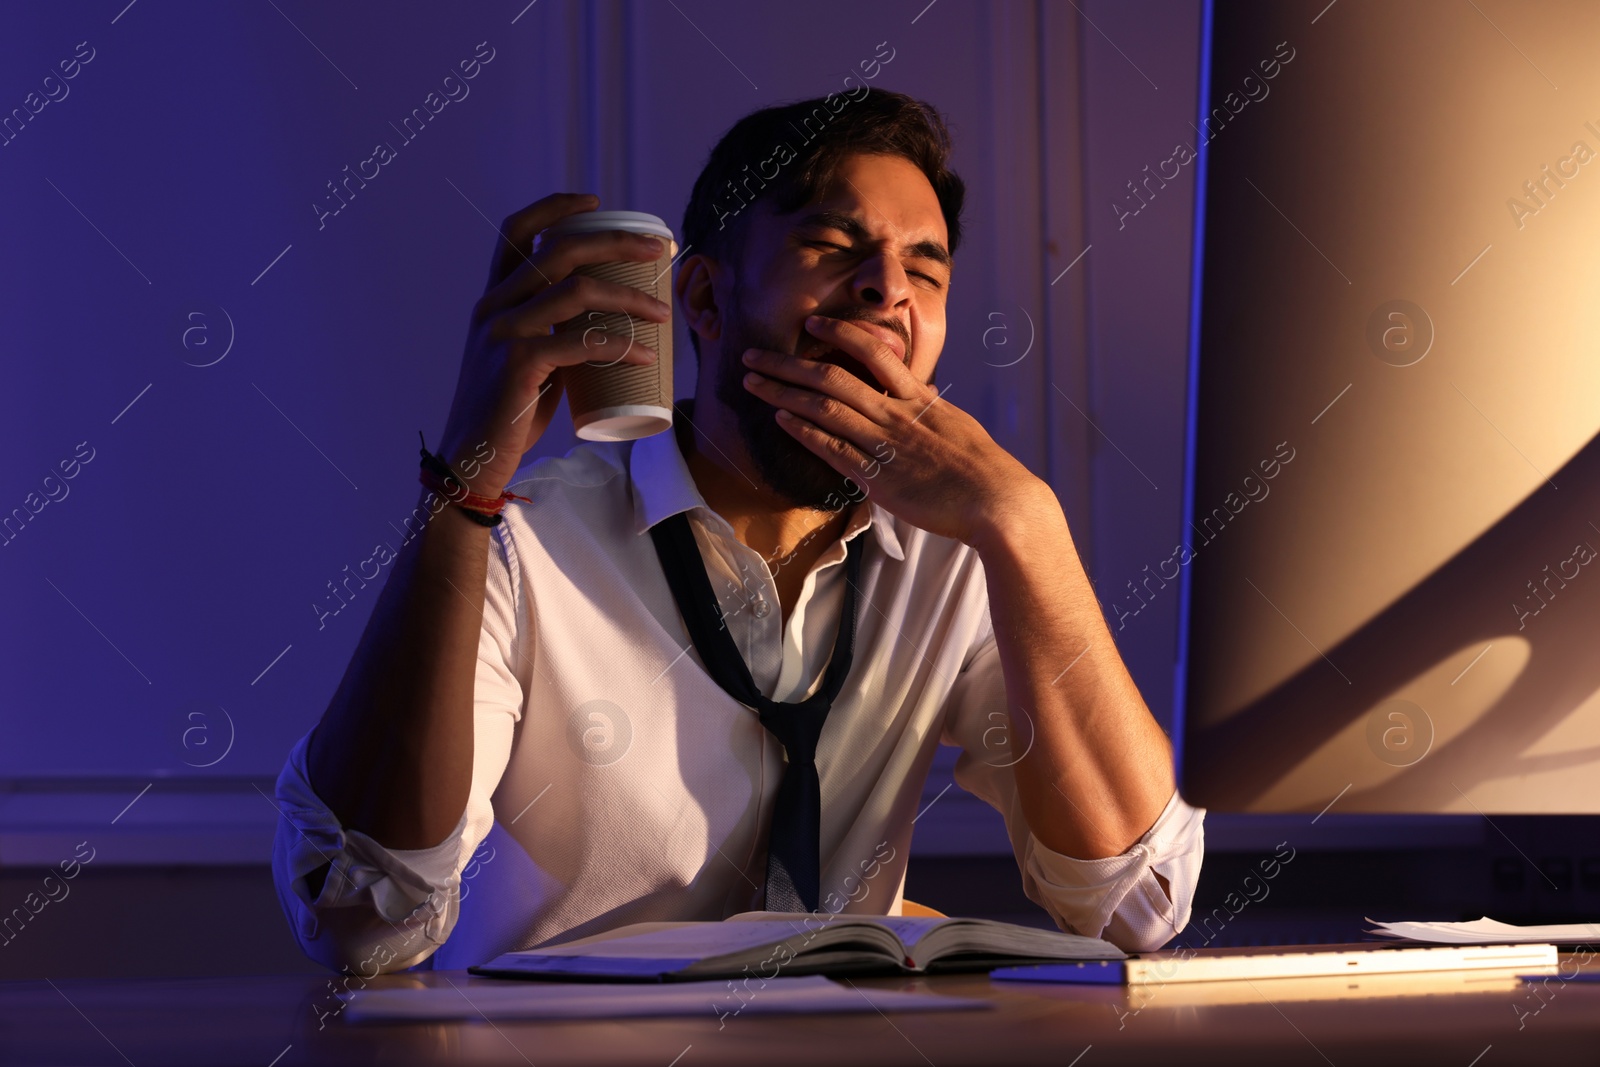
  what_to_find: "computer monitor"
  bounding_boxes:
[1176,0,1600,814]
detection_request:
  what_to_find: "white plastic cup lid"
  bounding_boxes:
[543,210,674,242]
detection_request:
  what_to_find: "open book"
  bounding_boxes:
[468,911,1125,982]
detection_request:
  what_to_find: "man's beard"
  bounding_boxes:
[713,287,869,511]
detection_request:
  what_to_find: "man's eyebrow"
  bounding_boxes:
[794,210,953,271]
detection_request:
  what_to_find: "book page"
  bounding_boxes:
[727,911,948,952]
[529,922,798,959]
[915,918,1125,965]
[494,916,904,978]
[730,912,1123,965]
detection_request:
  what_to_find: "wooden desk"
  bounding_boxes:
[3,959,1597,1066]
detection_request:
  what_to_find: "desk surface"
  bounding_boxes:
[4,959,1598,1066]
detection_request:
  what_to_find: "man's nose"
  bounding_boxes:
[851,252,911,308]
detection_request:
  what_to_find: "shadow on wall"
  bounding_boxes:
[1188,430,1600,812]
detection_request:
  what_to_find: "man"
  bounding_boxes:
[271,88,1203,975]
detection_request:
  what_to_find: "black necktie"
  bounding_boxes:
[648,509,866,913]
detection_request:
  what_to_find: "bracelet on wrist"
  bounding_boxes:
[417,431,530,527]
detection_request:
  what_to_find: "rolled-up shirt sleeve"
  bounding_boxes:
[269,520,528,974]
[938,626,1205,953]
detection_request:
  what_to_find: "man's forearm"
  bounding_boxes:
[970,485,1176,860]
[304,489,493,851]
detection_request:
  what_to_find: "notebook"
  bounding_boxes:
[467,911,1124,982]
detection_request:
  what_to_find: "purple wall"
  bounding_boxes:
[0,1,1202,868]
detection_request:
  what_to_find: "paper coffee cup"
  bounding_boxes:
[543,210,676,442]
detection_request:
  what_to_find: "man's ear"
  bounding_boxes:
[675,252,723,351]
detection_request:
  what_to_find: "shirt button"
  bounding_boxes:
[752,594,771,618]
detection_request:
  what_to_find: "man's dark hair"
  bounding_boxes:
[680,88,965,358]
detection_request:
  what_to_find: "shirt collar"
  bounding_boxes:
[628,402,905,562]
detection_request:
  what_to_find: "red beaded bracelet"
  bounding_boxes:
[417,432,530,527]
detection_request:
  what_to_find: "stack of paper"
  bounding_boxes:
[1367,917,1600,945]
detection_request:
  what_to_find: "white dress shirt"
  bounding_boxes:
[271,403,1205,975]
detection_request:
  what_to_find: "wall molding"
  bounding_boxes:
[0,776,280,866]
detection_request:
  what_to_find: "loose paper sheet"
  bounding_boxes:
[342,974,993,1022]
[1367,917,1600,944]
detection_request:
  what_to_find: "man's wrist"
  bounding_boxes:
[969,480,1063,558]
[433,430,511,499]
[415,485,495,534]
[438,454,507,500]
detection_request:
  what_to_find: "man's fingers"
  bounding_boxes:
[479,229,667,318]
[495,272,670,338]
[484,192,599,290]
[508,329,659,374]
[803,316,920,398]
[770,408,872,486]
[744,347,884,411]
